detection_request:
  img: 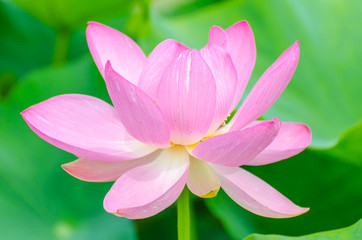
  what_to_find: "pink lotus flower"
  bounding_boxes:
[21,21,311,219]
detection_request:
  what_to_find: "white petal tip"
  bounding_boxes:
[270,206,310,219]
[287,207,310,218]
[61,163,93,182]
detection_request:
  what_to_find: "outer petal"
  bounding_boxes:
[62,150,161,182]
[209,21,256,112]
[212,164,309,218]
[187,157,220,198]
[200,44,237,134]
[86,22,146,85]
[157,49,217,145]
[225,21,257,111]
[105,62,170,148]
[208,25,227,48]
[138,39,187,98]
[247,122,311,165]
[21,94,155,161]
[104,146,189,219]
[229,41,300,131]
[192,119,281,167]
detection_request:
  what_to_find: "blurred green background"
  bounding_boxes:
[0,0,361,239]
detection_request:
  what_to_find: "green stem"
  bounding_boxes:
[177,187,190,240]
[52,28,70,65]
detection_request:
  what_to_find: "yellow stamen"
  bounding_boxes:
[199,188,220,198]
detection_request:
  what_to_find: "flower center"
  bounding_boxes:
[184,127,228,154]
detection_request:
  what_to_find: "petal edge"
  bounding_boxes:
[192,119,281,167]
[21,94,155,161]
[212,164,309,218]
[229,41,300,131]
[247,122,311,165]
[105,62,171,148]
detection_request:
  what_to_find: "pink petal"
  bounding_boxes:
[225,21,257,111]
[138,39,187,98]
[212,164,309,218]
[62,150,161,182]
[86,22,146,85]
[104,146,189,219]
[200,44,237,134]
[21,94,155,161]
[156,49,217,145]
[247,122,311,165]
[208,25,227,48]
[192,119,281,167]
[104,62,170,148]
[209,21,256,112]
[187,157,220,198]
[229,41,300,131]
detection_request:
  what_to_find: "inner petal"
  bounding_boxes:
[104,145,189,214]
[187,157,220,198]
[156,49,217,145]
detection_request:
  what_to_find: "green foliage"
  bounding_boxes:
[320,121,362,166]
[244,219,361,240]
[0,1,55,98]
[12,0,135,30]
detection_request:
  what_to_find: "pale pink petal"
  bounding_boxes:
[104,146,189,219]
[138,39,187,98]
[62,150,161,182]
[192,119,281,167]
[187,157,220,198]
[229,41,300,131]
[208,25,227,48]
[21,94,155,161]
[104,62,170,148]
[225,21,256,110]
[113,174,187,219]
[156,49,217,145]
[212,164,309,218]
[210,21,256,111]
[247,122,311,165]
[200,44,237,134]
[86,22,146,85]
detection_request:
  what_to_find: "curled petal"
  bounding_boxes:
[138,39,187,98]
[192,119,281,167]
[247,122,311,165]
[208,25,227,48]
[105,62,170,148]
[104,146,189,219]
[208,21,256,112]
[62,150,161,182]
[21,94,155,161]
[212,164,309,218]
[229,41,300,131]
[225,20,257,111]
[86,22,146,85]
[200,44,237,134]
[187,157,220,198]
[157,49,217,145]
